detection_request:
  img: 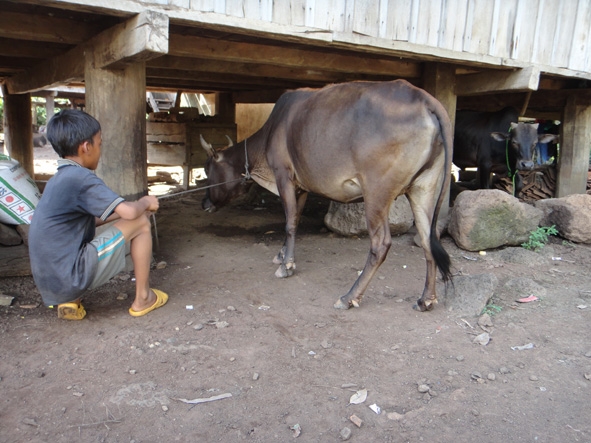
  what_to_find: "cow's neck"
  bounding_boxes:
[242,136,279,195]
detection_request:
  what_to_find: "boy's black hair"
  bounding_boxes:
[46,109,101,158]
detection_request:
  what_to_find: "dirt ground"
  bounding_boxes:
[1,148,591,442]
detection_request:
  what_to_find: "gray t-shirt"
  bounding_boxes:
[29,159,124,305]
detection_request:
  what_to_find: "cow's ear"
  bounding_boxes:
[200,134,220,161]
[490,132,509,141]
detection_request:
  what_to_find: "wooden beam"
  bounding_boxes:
[169,34,421,78]
[4,10,168,94]
[88,10,168,70]
[0,10,101,44]
[456,66,541,96]
[147,56,386,85]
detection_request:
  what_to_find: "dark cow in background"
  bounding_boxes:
[453,106,559,196]
[200,80,453,312]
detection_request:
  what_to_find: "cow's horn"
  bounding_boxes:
[199,134,219,160]
[225,135,234,147]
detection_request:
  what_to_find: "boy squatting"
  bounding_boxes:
[28,109,168,320]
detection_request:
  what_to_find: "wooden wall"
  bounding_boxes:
[141,0,591,76]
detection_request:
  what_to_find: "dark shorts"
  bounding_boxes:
[89,226,126,289]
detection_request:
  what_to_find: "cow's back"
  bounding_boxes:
[453,107,519,170]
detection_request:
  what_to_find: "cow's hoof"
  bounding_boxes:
[272,254,282,265]
[413,299,435,312]
[333,298,351,310]
[351,299,360,308]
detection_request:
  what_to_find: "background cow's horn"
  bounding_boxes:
[225,135,234,147]
[200,134,219,160]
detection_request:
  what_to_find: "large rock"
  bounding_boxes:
[324,196,414,236]
[534,194,591,243]
[444,273,498,317]
[449,190,543,251]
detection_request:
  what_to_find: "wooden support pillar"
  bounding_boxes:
[423,63,457,220]
[85,60,148,200]
[556,95,591,197]
[45,92,56,123]
[1,84,34,178]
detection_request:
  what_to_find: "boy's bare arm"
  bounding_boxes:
[114,195,159,220]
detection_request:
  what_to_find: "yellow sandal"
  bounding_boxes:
[129,289,168,317]
[57,302,86,320]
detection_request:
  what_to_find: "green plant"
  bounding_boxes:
[481,302,502,316]
[521,225,558,251]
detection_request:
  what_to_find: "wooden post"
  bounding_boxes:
[85,60,148,201]
[423,63,457,221]
[556,95,591,197]
[1,84,34,178]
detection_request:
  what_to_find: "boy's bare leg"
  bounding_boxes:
[114,213,157,311]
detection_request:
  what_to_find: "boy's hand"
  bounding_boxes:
[142,195,159,213]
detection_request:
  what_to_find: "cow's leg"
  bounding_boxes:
[513,173,524,196]
[406,174,442,312]
[334,200,391,309]
[273,177,307,278]
[273,192,308,271]
[478,161,493,189]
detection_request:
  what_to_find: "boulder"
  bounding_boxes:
[534,194,591,243]
[449,190,543,251]
[324,196,414,236]
[0,223,23,246]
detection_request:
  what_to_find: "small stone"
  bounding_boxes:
[230,357,235,362]
[22,418,39,427]
[456,355,465,362]
[156,261,167,269]
[418,384,430,393]
[529,375,539,381]
[473,332,490,346]
[194,324,204,331]
[215,321,229,329]
[340,427,352,440]
[584,351,591,358]
[499,367,510,374]
[349,414,363,427]
[162,405,169,412]
[487,373,496,381]
[387,411,404,421]
[116,293,128,300]
[129,369,137,375]
[253,372,259,381]
[478,313,493,328]
[227,306,236,311]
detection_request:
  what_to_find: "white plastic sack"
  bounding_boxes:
[0,154,41,225]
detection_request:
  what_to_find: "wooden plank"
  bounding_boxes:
[147,143,188,166]
[384,0,412,41]
[147,122,186,144]
[568,0,591,72]
[551,1,577,68]
[168,34,421,77]
[351,0,380,38]
[511,0,538,60]
[438,0,468,51]
[532,0,559,66]
[414,0,442,48]
[456,66,540,96]
[463,0,494,55]
[89,10,169,70]
[489,0,518,58]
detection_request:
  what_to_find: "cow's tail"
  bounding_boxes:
[430,103,453,284]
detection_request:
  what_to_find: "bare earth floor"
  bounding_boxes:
[1,176,591,442]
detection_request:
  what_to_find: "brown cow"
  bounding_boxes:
[200,80,453,311]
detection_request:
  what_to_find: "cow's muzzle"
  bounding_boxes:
[202,197,217,213]
[517,160,534,170]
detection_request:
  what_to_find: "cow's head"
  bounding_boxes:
[200,134,250,212]
[490,123,559,172]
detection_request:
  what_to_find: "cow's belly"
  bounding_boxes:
[311,177,363,203]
